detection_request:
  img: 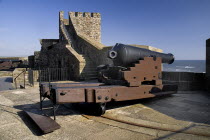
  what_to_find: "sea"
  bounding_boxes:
[163,60,206,73]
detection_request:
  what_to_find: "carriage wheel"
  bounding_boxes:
[94,103,106,116]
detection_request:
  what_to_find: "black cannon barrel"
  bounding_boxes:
[108,43,174,67]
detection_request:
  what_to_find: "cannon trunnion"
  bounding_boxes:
[39,44,178,119]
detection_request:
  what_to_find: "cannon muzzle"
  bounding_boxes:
[108,43,174,67]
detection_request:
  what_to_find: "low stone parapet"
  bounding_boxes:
[162,72,206,91]
[0,71,13,77]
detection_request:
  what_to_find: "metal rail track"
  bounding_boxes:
[82,114,210,137]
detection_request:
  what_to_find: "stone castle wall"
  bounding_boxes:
[38,42,81,79]
[163,72,206,91]
[76,35,112,66]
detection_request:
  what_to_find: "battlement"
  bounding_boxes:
[69,12,100,18]
[59,11,64,21]
[69,11,101,43]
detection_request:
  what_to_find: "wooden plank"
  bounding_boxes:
[25,111,60,134]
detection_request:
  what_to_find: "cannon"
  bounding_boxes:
[39,43,178,120]
[108,43,174,66]
[98,44,175,86]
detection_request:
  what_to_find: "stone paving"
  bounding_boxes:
[0,85,210,140]
[0,76,14,91]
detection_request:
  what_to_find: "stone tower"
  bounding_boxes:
[69,12,101,43]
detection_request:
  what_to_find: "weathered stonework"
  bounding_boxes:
[69,12,101,43]
[163,72,206,91]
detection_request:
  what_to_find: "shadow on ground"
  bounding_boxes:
[4,77,13,82]
[140,92,210,125]
[0,77,14,91]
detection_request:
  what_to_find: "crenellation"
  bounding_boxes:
[91,13,100,18]
[69,12,75,17]
[77,12,83,17]
[69,11,100,18]
[83,12,91,17]
[59,11,64,21]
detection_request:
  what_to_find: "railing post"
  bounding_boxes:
[23,70,25,89]
[48,68,51,87]
[15,79,17,89]
[39,67,41,85]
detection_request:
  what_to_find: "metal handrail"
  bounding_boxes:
[14,69,26,89]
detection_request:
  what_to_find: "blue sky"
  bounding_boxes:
[0,0,209,60]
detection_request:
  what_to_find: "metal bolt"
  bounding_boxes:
[98,96,102,100]
[105,96,109,100]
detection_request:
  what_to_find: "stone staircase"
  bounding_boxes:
[61,21,98,80]
[81,56,98,80]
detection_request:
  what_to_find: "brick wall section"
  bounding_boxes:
[162,72,206,91]
[206,38,210,92]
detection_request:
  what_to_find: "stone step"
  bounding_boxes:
[81,66,96,69]
[84,67,97,70]
[85,62,96,66]
[85,76,98,80]
[85,64,97,68]
[83,73,97,75]
[83,70,97,74]
[84,72,97,75]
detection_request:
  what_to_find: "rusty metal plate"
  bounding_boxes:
[25,111,60,134]
[95,88,112,103]
[123,57,162,86]
[55,88,86,103]
[109,86,156,102]
[40,82,102,97]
